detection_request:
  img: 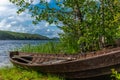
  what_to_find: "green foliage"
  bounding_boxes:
[0,30,49,40]
[9,0,120,53]
[111,69,120,80]
[0,67,63,80]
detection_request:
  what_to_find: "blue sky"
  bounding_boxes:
[0,0,62,38]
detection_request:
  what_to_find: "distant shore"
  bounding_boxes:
[0,30,49,40]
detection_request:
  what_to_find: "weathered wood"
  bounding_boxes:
[13,55,76,60]
[12,56,31,63]
[9,47,120,79]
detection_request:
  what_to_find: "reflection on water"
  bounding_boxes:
[0,40,50,67]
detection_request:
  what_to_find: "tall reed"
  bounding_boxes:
[19,42,63,54]
[19,41,79,54]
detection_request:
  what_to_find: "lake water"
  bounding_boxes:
[0,40,52,67]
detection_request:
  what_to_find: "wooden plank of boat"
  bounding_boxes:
[11,54,76,65]
[12,55,32,63]
[40,59,67,65]
[13,57,30,63]
[12,55,76,60]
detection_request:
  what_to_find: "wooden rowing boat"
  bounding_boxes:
[9,47,120,79]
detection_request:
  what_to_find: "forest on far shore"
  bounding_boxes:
[0,30,49,40]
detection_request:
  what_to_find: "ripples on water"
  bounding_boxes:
[0,40,50,67]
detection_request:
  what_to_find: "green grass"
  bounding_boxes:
[19,42,64,54]
[111,69,120,80]
[19,41,77,54]
[0,67,63,80]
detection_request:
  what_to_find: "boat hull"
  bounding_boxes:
[9,48,120,79]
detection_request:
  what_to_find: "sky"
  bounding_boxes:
[0,0,62,38]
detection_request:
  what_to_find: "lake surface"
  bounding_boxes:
[0,40,52,67]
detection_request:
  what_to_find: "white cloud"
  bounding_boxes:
[46,0,51,3]
[8,16,14,19]
[6,24,11,28]
[10,21,17,24]
[0,0,11,6]
[0,0,61,38]
[0,6,7,11]
[0,19,7,27]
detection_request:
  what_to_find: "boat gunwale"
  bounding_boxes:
[9,48,120,69]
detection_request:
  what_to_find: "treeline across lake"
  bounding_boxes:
[0,30,49,40]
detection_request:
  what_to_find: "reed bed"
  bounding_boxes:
[19,42,63,54]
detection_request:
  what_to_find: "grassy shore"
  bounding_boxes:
[0,42,117,80]
[0,67,63,80]
[0,42,64,80]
